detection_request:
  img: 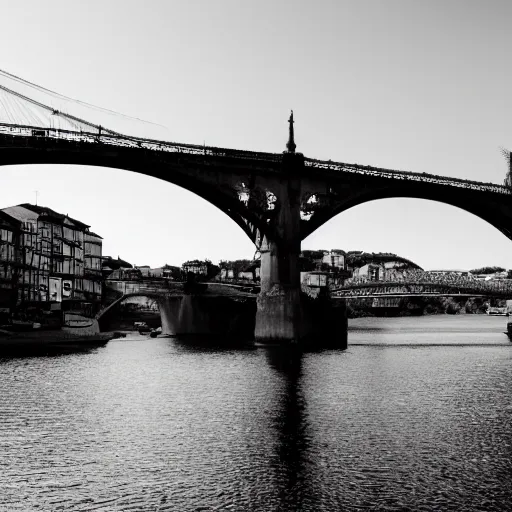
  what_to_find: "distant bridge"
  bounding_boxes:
[97,281,257,338]
[332,272,512,299]
[101,273,512,304]
[98,279,257,319]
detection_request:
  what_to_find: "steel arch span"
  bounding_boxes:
[0,126,286,248]
[1,125,512,248]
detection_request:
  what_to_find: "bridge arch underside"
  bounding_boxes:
[0,145,272,244]
[97,292,165,330]
[302,182,512,242]
[97,292,257,339]
[98,292,187,336]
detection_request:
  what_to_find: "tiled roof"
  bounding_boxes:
[2,205,39,222]
[19,204,90,229]
[85,231,103,239]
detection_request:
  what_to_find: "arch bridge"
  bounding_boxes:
[96,289,257,339]
[2,70,512,347]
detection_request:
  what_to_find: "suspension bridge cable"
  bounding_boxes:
[0,83,121,135]
[0,68,166,129]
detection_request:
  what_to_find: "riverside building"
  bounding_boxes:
[0,211,21,321]
[0,204,103,318]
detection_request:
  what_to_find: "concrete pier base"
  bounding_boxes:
[255,289,347,350]
[101,290,346,349]
[254,286,304,345]
[159,295,256,340]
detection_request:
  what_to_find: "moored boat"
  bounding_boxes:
[487,306,508,316]
[504,319,512,341]
[0,303,116,355]
[504,300,512,341]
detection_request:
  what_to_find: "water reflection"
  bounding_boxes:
[264,348,310,510]
[174,336,254,350]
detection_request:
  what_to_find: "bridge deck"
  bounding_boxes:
[0,123,509,195]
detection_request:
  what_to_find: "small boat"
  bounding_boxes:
[134,322,152,334]
[487,307,508,316]
[504,320,512,341]
[149,327,162,338]
[0,309,115,355]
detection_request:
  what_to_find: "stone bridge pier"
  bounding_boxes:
[157,294,256,340]
[158,295,215,336]
[99,291,256,340]
[254,151,347,349]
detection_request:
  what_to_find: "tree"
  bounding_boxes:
[301,250,325,261]
[298,256,316,272]
[346,251,421,270]
[470,266,505,275]
[205,259,220,281]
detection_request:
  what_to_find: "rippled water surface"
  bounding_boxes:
[1,315,512,511]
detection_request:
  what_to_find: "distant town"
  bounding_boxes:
[1,202,510,325]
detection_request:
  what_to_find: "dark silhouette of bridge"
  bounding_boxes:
[2,69,511,348]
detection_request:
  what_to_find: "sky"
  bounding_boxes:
[1,0,512,270]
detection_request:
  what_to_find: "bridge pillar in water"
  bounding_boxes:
[255,238,304,344]
[254,151,347,349]
[255,151,303,345]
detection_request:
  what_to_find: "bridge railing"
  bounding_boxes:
[1,122,508,192]
[305,157,510,195]
[0,123,282,163]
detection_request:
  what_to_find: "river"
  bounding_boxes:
[1,315,512,511]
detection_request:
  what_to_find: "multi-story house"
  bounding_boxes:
[0,211,21,317]
[83,231,103,304]
[1,205,43,305]
[182,260,208,276]
[322,250,346,270]
[0,204,103,316]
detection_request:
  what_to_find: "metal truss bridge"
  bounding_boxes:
[332,273,512,299]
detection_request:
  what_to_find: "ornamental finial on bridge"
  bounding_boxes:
[501,147,512,188]
[286,110,296,153]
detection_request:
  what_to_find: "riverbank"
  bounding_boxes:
[0,328,113,355]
